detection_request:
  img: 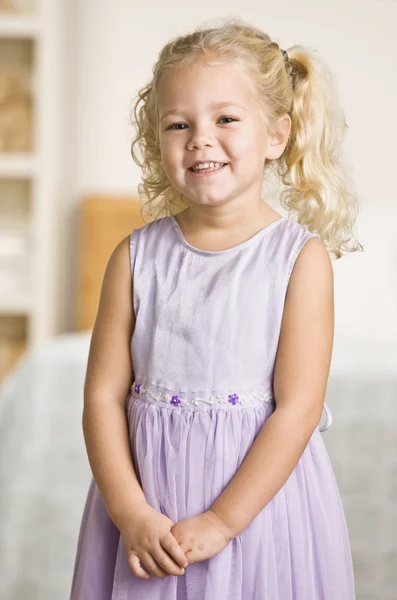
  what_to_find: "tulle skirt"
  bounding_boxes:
[70,389,355,599]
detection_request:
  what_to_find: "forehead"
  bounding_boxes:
[156,61,259,115]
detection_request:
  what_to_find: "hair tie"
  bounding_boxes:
[281,48,289,62]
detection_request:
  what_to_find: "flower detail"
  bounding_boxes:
[131,382,273,410]
[228,393,239,405]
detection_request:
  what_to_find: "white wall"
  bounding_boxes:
[60,0,397,351]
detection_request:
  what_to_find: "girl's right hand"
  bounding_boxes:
[117,501,189,579]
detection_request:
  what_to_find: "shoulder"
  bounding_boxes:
[285,218,331,277]
[279,218,332,281]
[108,216,168,264]
[107,234,131,272]
[291,236,332,286]
[129,216,171,251]
[130,215,169,238]
[286,228,333,306]
[98,236,133,313]
[100,230,137,301]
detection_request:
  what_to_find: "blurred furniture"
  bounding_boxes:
[0,2,69,383]
[0,315,26,381]
[0,331,92,600]
[75,195,146,331]
[322,341,397,600]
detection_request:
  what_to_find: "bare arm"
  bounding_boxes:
[209,237,334,537]
[82,235,146,528]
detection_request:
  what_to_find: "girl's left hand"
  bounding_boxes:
[170,509,233,565]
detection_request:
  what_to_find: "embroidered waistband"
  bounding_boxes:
[130,381,274,410]
[129,381,333,429]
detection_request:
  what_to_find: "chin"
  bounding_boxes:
[186,194,227,205]
[190,188,235,204]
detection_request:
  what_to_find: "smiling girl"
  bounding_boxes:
[70,17,360,600]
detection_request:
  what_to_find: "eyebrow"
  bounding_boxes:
[159,102,248,121]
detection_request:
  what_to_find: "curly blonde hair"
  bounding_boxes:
[130,17,362,259]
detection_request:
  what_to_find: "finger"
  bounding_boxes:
[128,553,150,579]
[177,538,194,557]
[141,551,170,579]
[184,549,197,565]
[161,534,189,568]
[153,544,186,576]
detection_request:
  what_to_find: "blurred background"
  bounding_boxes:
[0,0,395,599]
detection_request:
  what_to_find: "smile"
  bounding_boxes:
[188,163,228,177]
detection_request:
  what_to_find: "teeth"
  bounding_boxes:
[192,162,225,172]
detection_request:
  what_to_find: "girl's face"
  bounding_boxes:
[157,59,286,210]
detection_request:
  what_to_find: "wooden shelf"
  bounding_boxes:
[0,15,40,39]
[0,153,37,178]
[0,296,32,315]
[0,2,66,364]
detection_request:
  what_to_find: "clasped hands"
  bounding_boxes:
[171,508,233,568]
[119,501,234,580]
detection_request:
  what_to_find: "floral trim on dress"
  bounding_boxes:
[131,381,274,410]
[130,381,333,429]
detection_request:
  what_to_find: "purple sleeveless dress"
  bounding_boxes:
[70,215,355,600]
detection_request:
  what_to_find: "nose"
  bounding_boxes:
[186,126,216,151]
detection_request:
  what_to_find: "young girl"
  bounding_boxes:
[70,18,361,600]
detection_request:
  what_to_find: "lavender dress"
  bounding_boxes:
[70,215,355,600]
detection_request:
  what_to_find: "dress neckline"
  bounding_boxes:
[170,214,286,256]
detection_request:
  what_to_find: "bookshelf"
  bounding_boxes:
[0,0,65,383]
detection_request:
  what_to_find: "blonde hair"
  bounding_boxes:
[130,17,362,259]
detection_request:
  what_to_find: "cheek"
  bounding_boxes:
[227,129,258,156]
[230,130,267,166]
[160,138,181,170]
[160,143,176,176]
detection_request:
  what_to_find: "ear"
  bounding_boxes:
[265,114,291,161]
